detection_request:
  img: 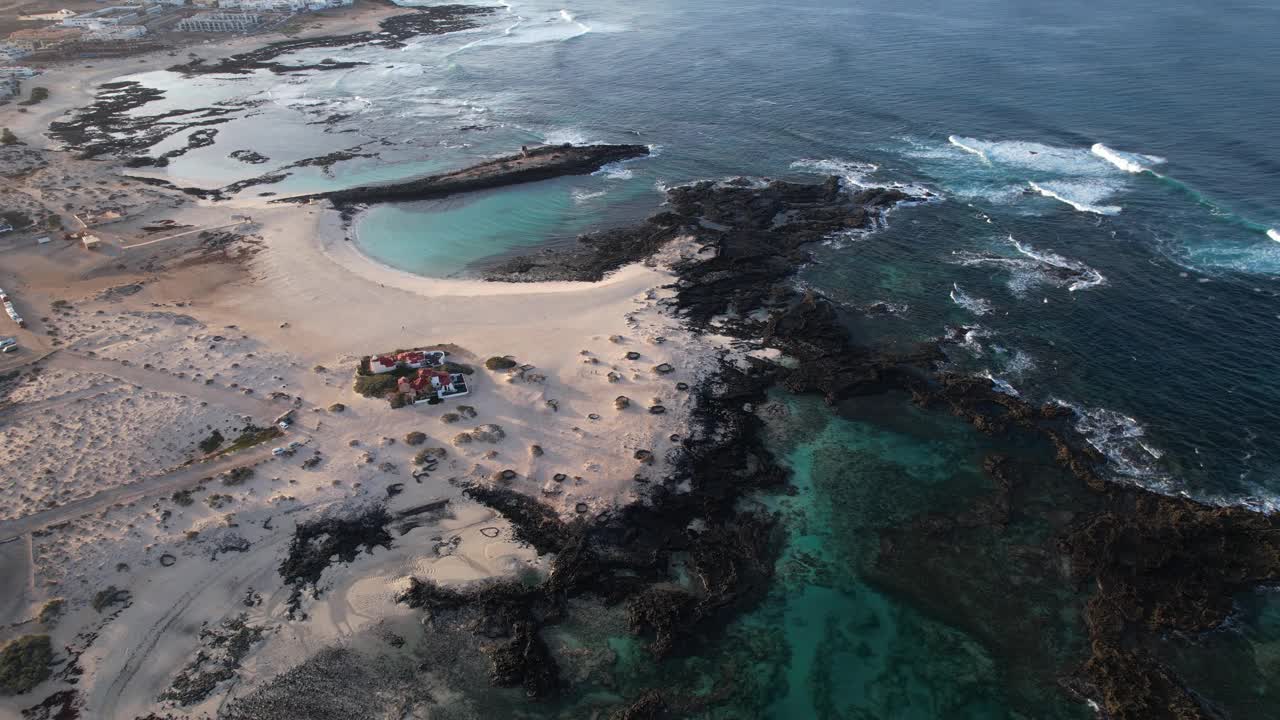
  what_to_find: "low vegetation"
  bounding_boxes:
[91,586,130,613]
[172,488,196,506]
[0,634,53,695]
[353,373,398,398]
[221,466,255,486]
[484,356,518,371]
[206,493,233,509]
[219,425,282,455]
[199,429,226,454]
[0,128,18,146]
[18,87,49,106]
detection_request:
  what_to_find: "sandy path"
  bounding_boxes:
[0,434,302,539]
[0,535,33,627]
[0,382,125,424]
[45,351,286,420]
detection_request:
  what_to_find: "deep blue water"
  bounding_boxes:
[134,0,1280,715]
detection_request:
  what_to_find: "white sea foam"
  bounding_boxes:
[1003,348,1036,377]
[1090,143,1149,174]
[571,188,606,203]
[593,162,634,180]
[1029,181,1122,215]
[962,327,990,355]
[1055,401,1169,482]
[980,372,1020,397]
[1268,228,1280,243]
[790,158,879,187]
[790,157,937,198]
[539,127,593,145]
[949,283,993,315]
[947,136,1110,176]
[558,8,591,32]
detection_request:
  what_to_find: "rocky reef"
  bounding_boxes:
[282,143,650,207]
[480,175,1280,717]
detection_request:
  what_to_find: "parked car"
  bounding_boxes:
[271,447,287,457]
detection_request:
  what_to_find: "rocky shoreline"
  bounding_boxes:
[281,143,651,207]
[389,175,1280,718]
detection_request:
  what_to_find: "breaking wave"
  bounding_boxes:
[947,135,989,163]
[1029,181,1122,215]
[1089,143,1164,174]
[1269,229,1280,243]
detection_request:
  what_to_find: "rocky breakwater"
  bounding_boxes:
[281,144,650,207]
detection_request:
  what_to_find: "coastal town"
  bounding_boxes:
[1,0,356,104]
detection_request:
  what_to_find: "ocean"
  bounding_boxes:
[128,0,1280,715]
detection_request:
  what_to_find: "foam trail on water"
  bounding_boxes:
[1008,236,1106,291]
[1029,181,1121,216]
[1269,229,1280,243]
[1090,143,1148,174]
[949,283,993,315]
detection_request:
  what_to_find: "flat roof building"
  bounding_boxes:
[176,12,263,32]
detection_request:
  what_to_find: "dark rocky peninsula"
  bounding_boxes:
[280,143,650,206]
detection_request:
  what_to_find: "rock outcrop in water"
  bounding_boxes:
[281,143,650,206]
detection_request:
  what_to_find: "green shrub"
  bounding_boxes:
[172,489,195,506]
[484,356,517,371]
[198,430,225,454]
[0,128,17,146]
[0,634,53,695]
[220,425,281,454]
[353,373,398,398]
[222,466,254,486]
[443,361,474,375]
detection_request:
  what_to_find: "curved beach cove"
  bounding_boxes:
[1,0,1278,718]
